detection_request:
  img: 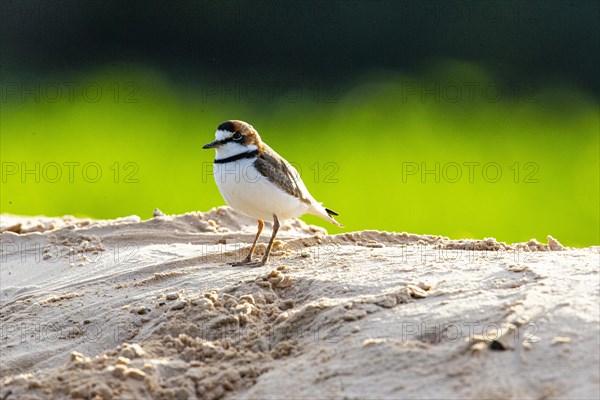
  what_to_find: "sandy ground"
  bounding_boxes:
[0,207,598,399]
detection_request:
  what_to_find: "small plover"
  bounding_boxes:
[203,120,342,267]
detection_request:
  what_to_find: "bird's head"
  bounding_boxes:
[203,120,263,157]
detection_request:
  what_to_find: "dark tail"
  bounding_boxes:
[325,208,339,217]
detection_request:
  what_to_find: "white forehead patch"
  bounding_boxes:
[215,129,232,140]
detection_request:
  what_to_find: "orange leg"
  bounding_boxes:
[231,219,264,265]
[259,214,280,266]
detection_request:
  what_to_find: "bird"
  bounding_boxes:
[203,120,342,267]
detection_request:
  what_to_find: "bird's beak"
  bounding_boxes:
[202,140,220,149]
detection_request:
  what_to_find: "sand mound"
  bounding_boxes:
[0,207,326,236]
[1,208,597,399]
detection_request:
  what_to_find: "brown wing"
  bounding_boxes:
[254,148,311,205]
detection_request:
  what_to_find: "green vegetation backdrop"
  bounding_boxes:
[1,1,598,246]
[2,62,598,246]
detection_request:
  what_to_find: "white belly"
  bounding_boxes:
[213,158,310,221]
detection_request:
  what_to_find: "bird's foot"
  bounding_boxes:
[229,259,251,267]
[229,258,267,268]
[243,261,265,268]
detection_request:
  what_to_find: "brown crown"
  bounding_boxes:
[217,120,264,152]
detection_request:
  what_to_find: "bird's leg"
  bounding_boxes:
[230,219,263,266]
[258,214,280,266]
[244,219,264,262]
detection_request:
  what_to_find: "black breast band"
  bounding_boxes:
[214,149,259,164]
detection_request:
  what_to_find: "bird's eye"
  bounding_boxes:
[232,132,243,141]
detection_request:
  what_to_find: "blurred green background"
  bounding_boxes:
[1,1,598,246]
